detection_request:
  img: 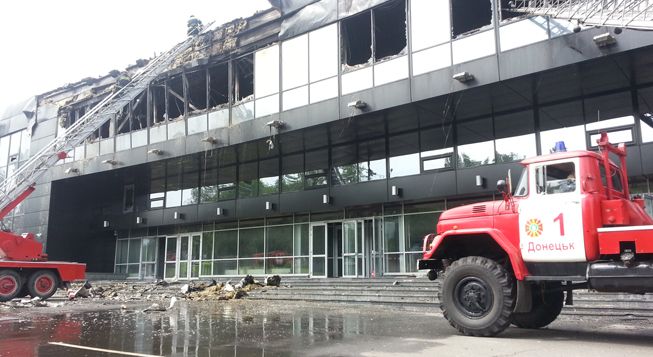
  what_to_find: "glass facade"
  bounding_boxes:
[115,201,455,278]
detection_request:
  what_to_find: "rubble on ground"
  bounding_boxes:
[183,275,281,301]
[0,297,64,309]
[0,275,283,309]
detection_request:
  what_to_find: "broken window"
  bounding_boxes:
[373,0,406,61]
[500,0,522,21]
[131,92,147,131]
[341,11,372,67]
[452,0,493,38]
[208,63,229,109]
[98,120,110,139]
[116,104,131,135]
[233,55,254,102]
[167,75,185,120]
[186,69,207,114]
[151,84,166,123]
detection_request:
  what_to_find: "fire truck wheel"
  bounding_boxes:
[27,270,59,300]
[511,282,564,329]
[0,270,22,302]
[440,256,515,337]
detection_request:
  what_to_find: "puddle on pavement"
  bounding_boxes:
[0,301,434,356]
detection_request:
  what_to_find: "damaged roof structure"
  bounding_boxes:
[0,0,651,280]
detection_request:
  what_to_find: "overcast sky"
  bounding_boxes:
[0,0,271,108]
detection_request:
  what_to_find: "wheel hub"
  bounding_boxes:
[0,276,17,295]
[35,276,54,294]
[454,277,493,318]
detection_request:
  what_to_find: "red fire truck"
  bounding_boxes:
[0,185,86,302]
[419,132,653,336]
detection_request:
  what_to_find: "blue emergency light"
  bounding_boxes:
[553,141,567,153]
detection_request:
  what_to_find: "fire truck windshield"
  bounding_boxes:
[514,168,528,197]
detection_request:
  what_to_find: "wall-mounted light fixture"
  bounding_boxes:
[216,207,224,216]
[593,32,616,47]
[136,216,143,224]
[147,149,163,155]
[102,159,119,166]
[64,167,79,174]
[453,72,474,83]
[347,100,367,109]
[391,185,401,197]
[265,120,285,130]
[103,220,110,228]
[265,201,273,210]
[322,194,330,205]
[173,211,183,220]
[475,175,486,188]
[201,136,217,144]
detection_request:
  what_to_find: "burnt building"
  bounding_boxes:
[2,0,653,279]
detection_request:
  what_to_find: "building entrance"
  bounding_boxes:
[314,218,383,278]
[164,234,202,280]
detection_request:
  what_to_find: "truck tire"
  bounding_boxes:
[511,282,564,329]
[0,270,22,302]
[440,256,515,337]
[27,270,59,300]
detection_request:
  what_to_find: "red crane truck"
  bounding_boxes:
[0,182,86,302]
[0,34,202,303]
[418,132,653,336]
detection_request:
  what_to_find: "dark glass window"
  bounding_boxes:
[332,143,358,185]
[358,138,386,181]
[389,132,419,178]
[238,162,258,198]
[181,156,199,205]
[218,165,236,200]
[305,149,328,188]
[282,153,304,192]
[200,151,219,203]
[259,158,279,195]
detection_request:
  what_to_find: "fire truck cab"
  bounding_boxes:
[419,132,653,336]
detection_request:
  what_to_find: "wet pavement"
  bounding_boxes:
[1,300,653,356]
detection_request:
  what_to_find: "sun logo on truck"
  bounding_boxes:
[525,218,543,238]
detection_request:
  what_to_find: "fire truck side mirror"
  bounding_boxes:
[497,180,509,194]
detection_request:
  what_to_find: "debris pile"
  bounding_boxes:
[0,297,64,309]
[183,275,281,301]
[0,275,282,309]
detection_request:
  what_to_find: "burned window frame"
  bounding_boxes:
[340,0,408,70]
[451,0,494,39]
[233,54,254,103]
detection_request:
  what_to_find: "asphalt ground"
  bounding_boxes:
[1,299,652,356]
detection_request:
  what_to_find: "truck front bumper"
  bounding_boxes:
[417,259,439,270]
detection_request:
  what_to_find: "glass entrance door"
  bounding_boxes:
[309,223,327,278]
[343,221,364,277]
[163,234,201,280]
[140,237,157,279]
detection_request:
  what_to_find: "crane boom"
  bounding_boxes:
[0,31,205,216]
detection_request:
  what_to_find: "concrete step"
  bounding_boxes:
[252,288,437,298]
[248,292,438,305]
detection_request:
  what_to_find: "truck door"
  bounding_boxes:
[519,158,587,262]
